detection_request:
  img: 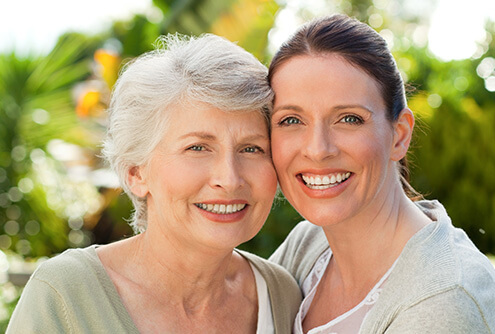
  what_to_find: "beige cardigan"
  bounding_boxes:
[269,200,495,333]
[7,245,301,333]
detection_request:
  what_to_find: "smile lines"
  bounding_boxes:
[301,172,351,189]
[194,203,247,214]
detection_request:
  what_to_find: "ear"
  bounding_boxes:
[391,108,414,162]
[127,166,149,198]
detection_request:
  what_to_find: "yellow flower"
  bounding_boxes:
[94,49,120,88]
[76,90,104,118]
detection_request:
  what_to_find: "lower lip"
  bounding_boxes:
[195,206,249,223]
[298,174,351,198]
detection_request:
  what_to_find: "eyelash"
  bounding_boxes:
[340,114,364,125]
[278,116,302,126]
[277,114,364,126]
[187,144,206,152]
[187,145,265,154]
[242,146,265,154]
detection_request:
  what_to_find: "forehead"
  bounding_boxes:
[271,54,385,111]
[164,104,269,138]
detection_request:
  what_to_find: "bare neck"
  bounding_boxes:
[321,185,431,293]
[98,229,249,313]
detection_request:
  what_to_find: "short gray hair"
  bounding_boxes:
[102,34,273,233]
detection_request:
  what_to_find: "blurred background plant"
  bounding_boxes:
[0,0,494,329]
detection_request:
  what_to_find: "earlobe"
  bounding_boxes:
[127,166,149,197]
[391,108,414,162]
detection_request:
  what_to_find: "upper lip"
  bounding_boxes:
[296,168,351,177]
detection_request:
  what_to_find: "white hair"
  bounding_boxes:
[102,34,273,233]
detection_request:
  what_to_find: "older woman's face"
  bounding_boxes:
[270,54,403,226]
[136,105,277,250]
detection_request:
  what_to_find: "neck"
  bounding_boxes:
[321,183,430,291]
[122,227,243,313]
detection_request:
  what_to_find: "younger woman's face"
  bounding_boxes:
[270,54,402,226]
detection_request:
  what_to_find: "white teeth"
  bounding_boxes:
[195,203,246,214]
[302,172,351,189]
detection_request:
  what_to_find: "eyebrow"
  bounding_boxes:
[179,132,217,140]
[272,105,303,115]
[272,104,374,115]
[333,104,374,114]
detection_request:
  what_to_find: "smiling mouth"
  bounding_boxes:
[300,172,352,189]
[194,203,247,214]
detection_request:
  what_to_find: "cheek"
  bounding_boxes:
[351,130,393,173]
[151,162,204,200]
[270,131,292,175]
[253,163,278,224]
[255,161,278,197]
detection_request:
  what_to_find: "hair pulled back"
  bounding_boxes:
[269,14,420,199]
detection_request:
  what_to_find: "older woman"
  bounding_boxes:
[8,34,301,333]
[268,14,495,333]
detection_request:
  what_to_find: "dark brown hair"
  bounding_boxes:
[269,14,421,200]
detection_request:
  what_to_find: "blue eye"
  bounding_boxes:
[279,117,301,126]
[341,115,363,125]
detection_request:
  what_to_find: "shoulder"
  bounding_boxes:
[412,201,495,316]
[269,220,328,284]
[19,245,106,304]
[369,200,495,331]
[383,286,492,333]
[7,246,102,333]
[446,223,495,328]
[31,246,101,287]
[8,245,138,333]
[395,200,494,293]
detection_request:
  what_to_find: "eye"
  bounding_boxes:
[278,116,302,126]
[340,115,363,125]
[187,145,206,152]
[242,146,265,154]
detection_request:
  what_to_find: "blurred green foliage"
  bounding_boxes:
[406,30,495,253]
[0,34,100,257]
[0,0,495,328]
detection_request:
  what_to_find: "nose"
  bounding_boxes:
[209,152,246,191]
[302,123,338,162]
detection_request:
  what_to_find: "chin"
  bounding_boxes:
[295,203,353,227]
[204,226,259,250]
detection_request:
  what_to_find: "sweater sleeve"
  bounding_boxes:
[6,276,72,334]
[384,287,491,334]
